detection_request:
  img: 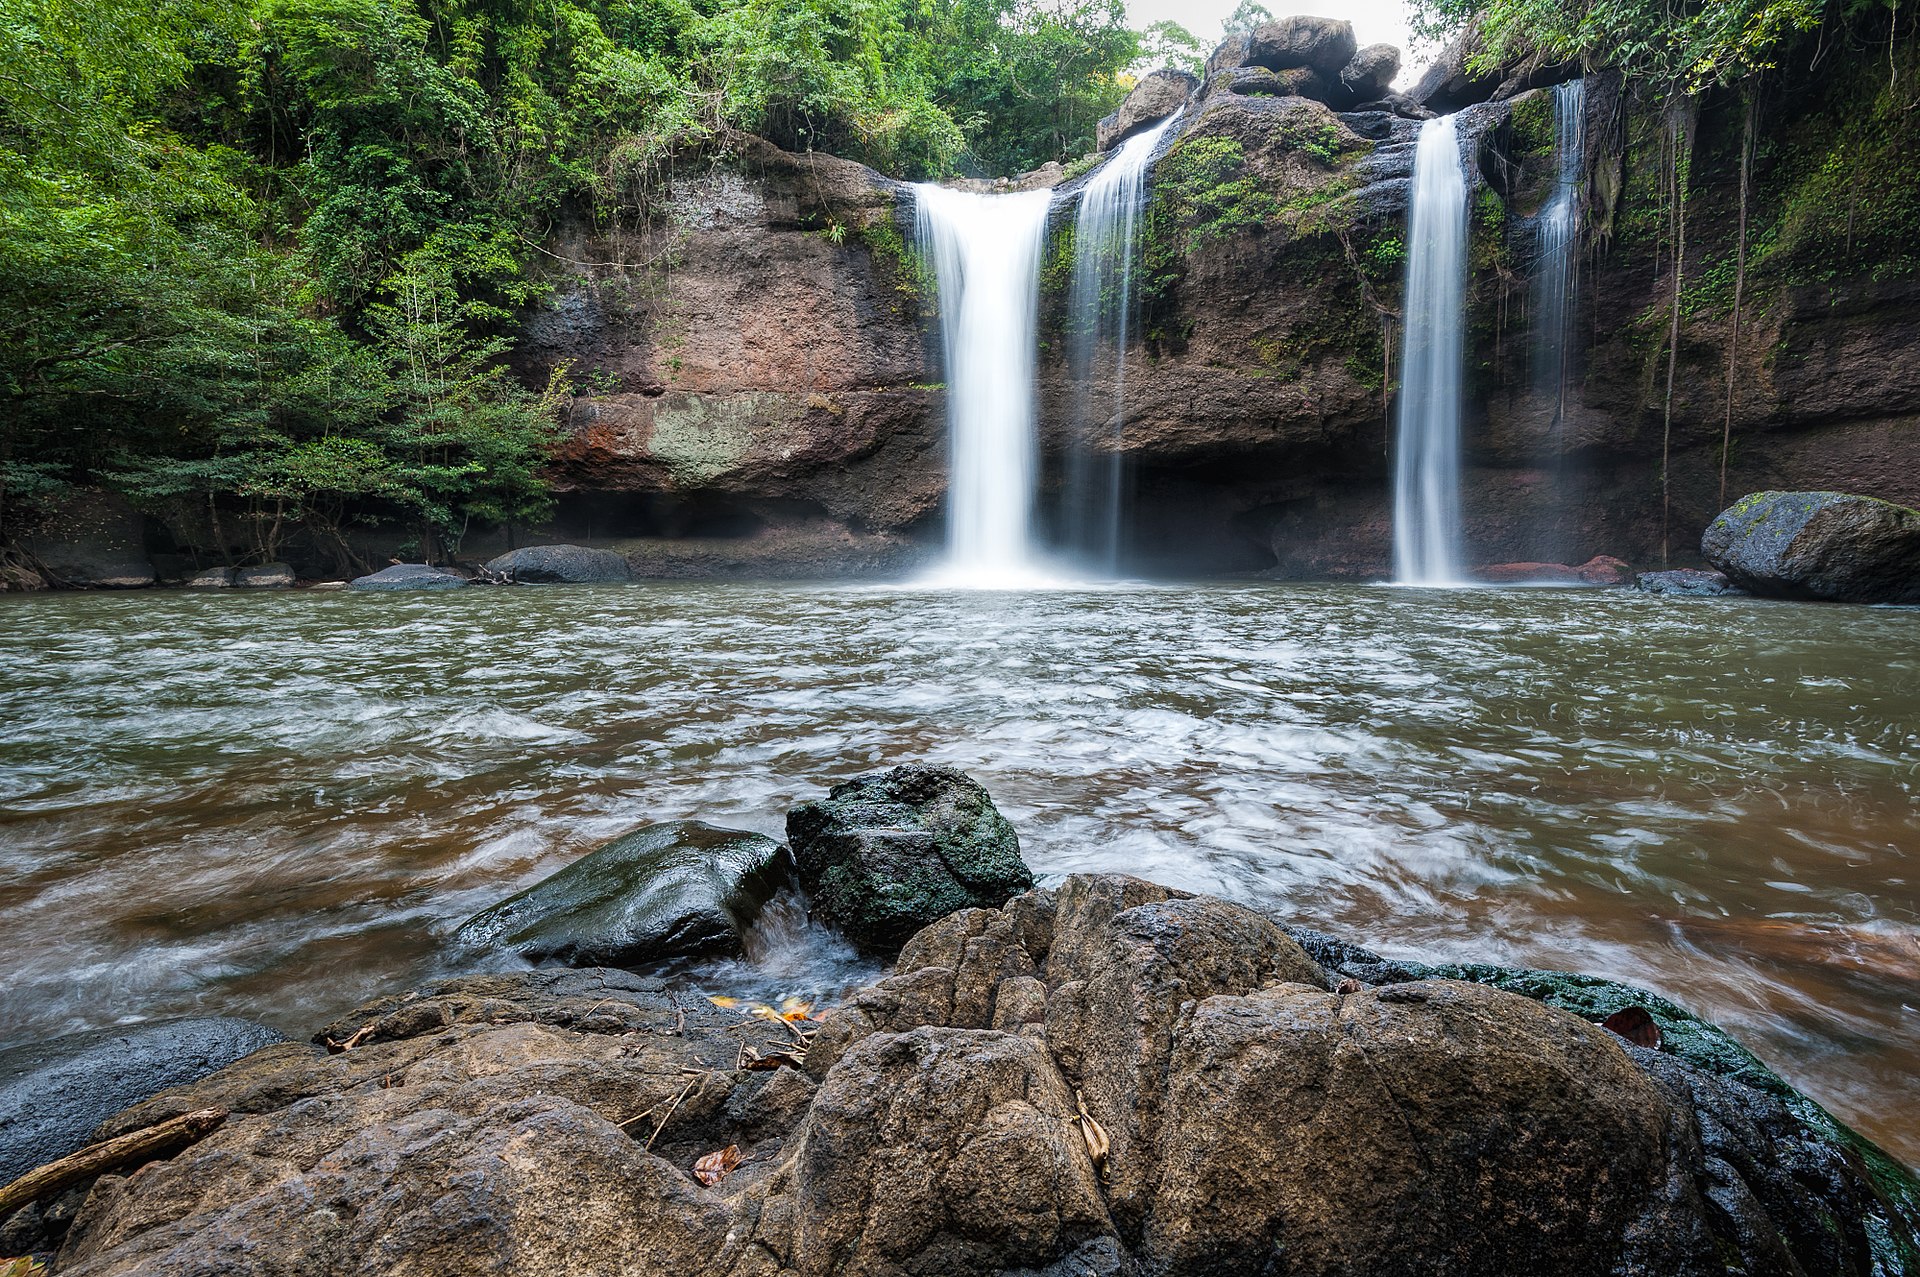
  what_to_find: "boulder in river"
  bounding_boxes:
[348,563,469,591]
[786,763,1034,950]
[234,563,294,589]
[0,1017,286,1185]
[184,568,233,588]
[1702,490,1920,604]
[454,821,791,966]
[483,543,633,584]
[42,875,1920,1276]
[1638,568,1745,597]
[1094,68,1196,150]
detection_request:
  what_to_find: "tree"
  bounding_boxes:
[1222,1,1273,36]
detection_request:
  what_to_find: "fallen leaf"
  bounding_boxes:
[706,995,740,1009]
[744,1047,806,1071]
[1072,1090,1109,1172]
[1336,978,1364,995]
[1601,1006,1663,1051]
[692,1144,744,1187]
[2,1258,49,1277]
[777,996,815,1022]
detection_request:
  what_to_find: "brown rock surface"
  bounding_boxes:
[30,877,1918,1276]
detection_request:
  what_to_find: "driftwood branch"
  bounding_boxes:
[0,1108,228,1217]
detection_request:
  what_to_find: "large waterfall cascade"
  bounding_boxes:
[1531,79,1587,564]
[913,183,1054,585]
[1392,115,1471,586]
[1061,113,1182,573]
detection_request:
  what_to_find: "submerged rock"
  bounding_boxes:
[482,543,633,584]
[454,821,790,966]
[786,764,1033,950]
[52,874,1919,1277]
[1638,567,1745,597]
[0,1017,286,1184]
[348,563,469,591]
[234,563,294,589]
[1702,490,1920,604]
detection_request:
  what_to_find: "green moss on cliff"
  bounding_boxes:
[855,217,933,317]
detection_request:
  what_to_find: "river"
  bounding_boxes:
[1,583,1915,1164]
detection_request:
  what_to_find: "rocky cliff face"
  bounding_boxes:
[511,21,1920,579]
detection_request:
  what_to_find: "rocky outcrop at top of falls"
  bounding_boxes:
[14,870,1920,1276]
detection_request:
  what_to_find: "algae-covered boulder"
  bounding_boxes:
[349,563,469,591]
[483,544,632,584]
[786,764,1033,950]
[1702,490,1920,604]
[455,821,791,966]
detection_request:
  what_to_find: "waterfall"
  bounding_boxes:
[1062,113,1181,573]
[1392,115,1469,586]
[1533,79,1584,412]
[1532,79,1586,564]
[913,183,1054,584]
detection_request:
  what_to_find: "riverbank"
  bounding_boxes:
[7,853,1918,1274]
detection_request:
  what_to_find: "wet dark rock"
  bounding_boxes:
[348,563,470,591]
[0,1017,287,1184]
[1339,42,1401,102]
[1245,15,1357,78]
[39,875,1920,1277]
[454,821,791,966]
[234,563,294,589]
[1638,568,1746,597]
[1095,68,1196,150]
[1702,490,1920,604]
[787,764,1033,951]
[482,543,633,584]
[184,568,233,588]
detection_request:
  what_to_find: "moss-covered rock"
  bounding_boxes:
[1702,489,1920,603]
[786,764,1033,950]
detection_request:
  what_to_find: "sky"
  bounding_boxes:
[1125,0,1432,86]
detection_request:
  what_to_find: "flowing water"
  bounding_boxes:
[912,184,1054,584]
[2,586,1917,1165]
[1393,115,1469,586]
[1061,114,1181,573]
[1532,80,1587,564]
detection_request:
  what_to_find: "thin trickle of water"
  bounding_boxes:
[1393,115,1469,586]
[1533,79,1585,413]
[1062,113,1182,573]
[1531,79,1587,564]
[913,184,1054,584]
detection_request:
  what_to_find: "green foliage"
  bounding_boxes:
[0,0,1146,563]
[1137,20,1204,76]
[1409,0,1895,92]
[1221,0,1273,36]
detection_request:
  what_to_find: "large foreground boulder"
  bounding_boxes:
[39,876,1918,1277]
[1702,490,1920,603]
[455,822,790,966]
[483,543,633,584]
[786,764,1033,950]
[349,563,469,591]
[0,1018,286,1184]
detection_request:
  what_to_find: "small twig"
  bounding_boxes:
[645,1075,703,1152]
[0,1109,229,1215]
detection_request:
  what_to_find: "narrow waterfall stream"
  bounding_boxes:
[1392,115,1469,586]
[1532,79,1586,563]
[1061,114,1180,572]
[913,184,1054,585]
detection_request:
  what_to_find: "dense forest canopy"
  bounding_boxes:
[0,0,1148,566]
